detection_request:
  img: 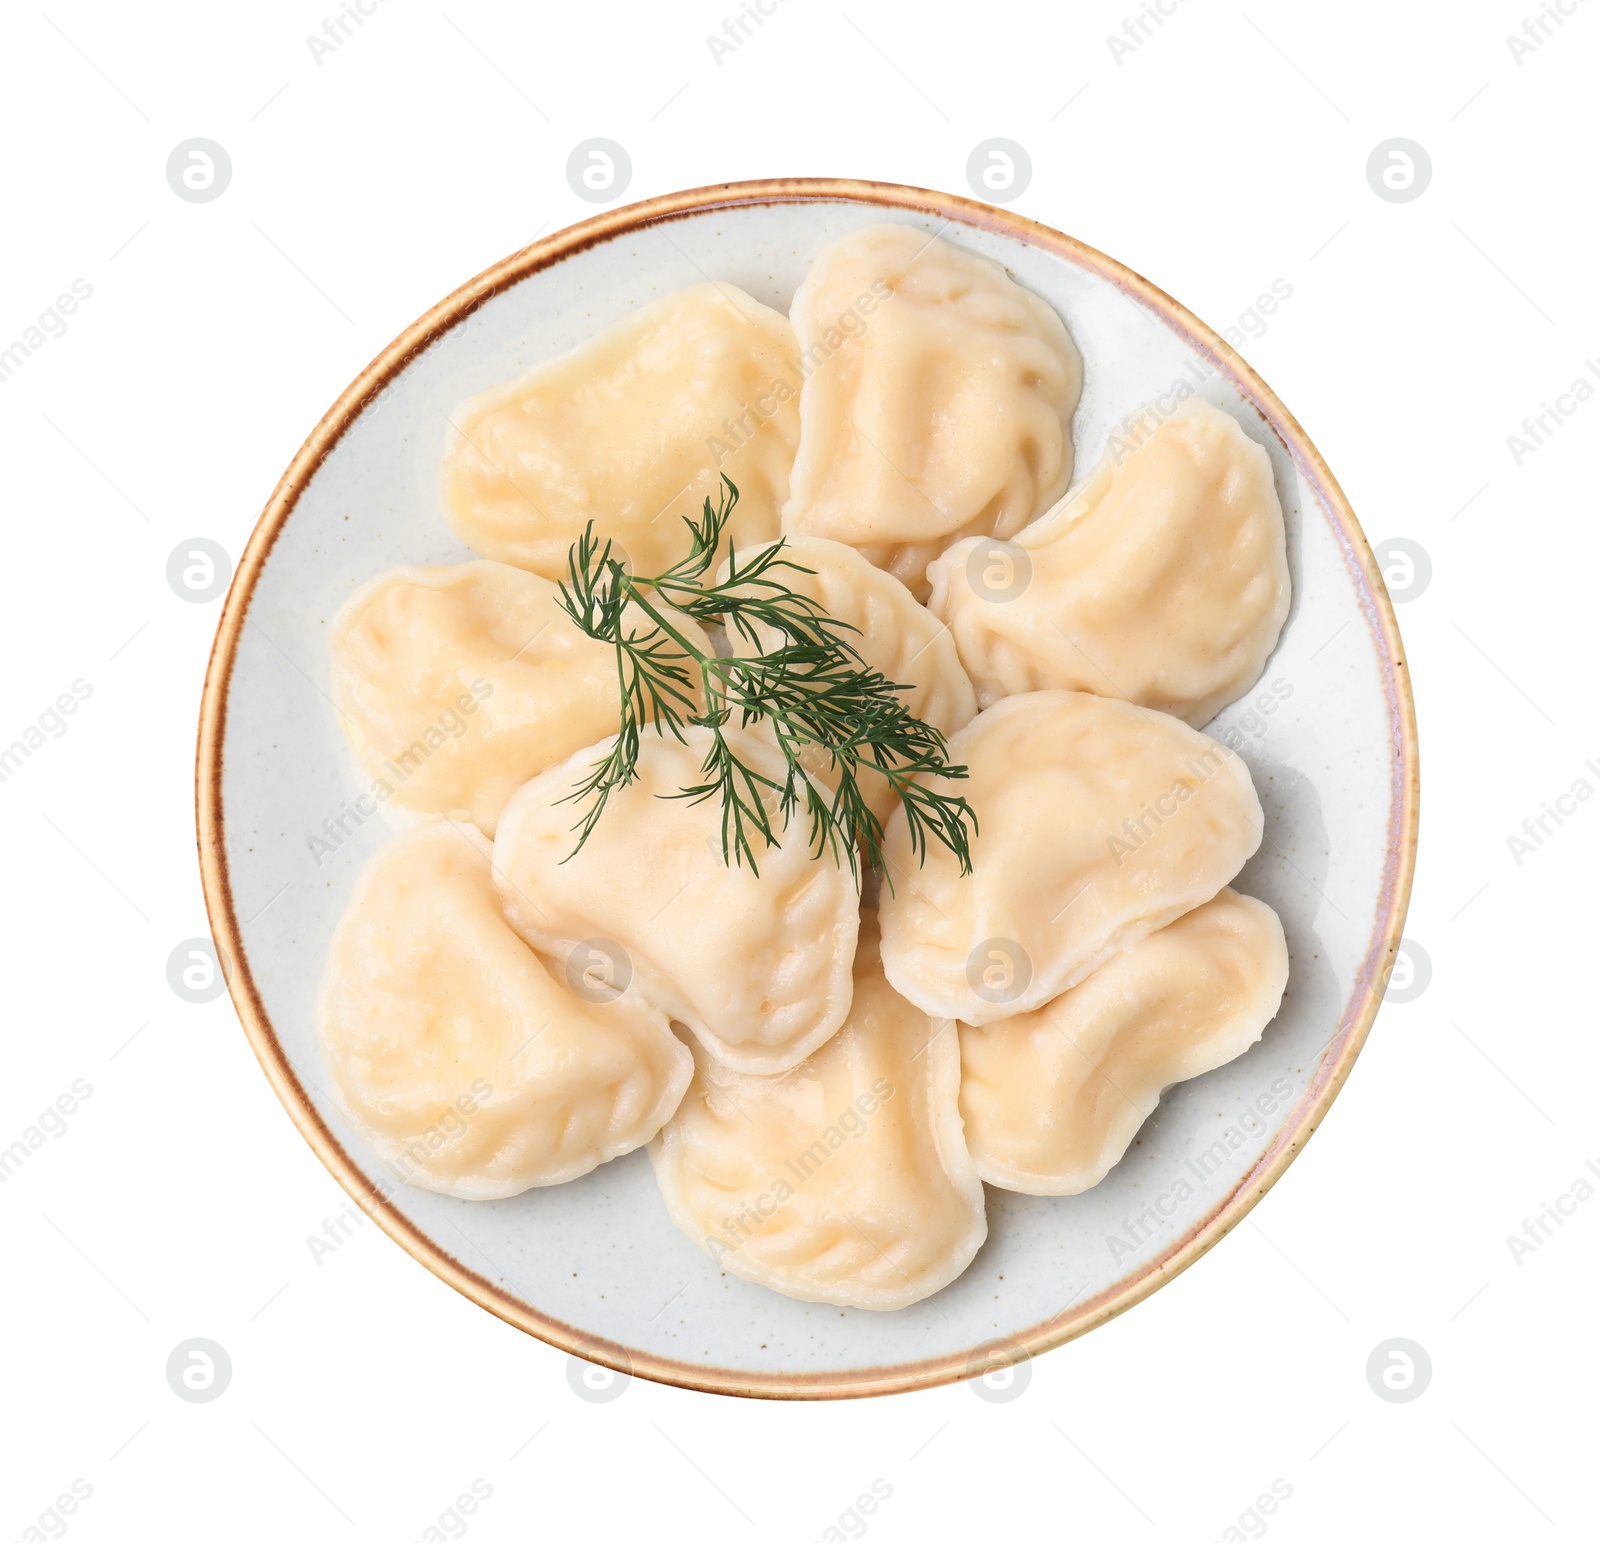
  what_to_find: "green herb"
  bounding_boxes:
[555,476,977,881]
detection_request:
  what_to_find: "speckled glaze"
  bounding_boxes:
[197,180,1418,1400]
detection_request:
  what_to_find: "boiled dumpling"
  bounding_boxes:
[317,821,692,1198]
[878,691,1263,1025]
[327,561,708,836]
[441,283,801,580]
[959,889,1288,1195]
[650,913,986,1310]
[493,725,860,1075]
[782,224,1082,598]
[927,400,1290,726]
[721,535,976,825]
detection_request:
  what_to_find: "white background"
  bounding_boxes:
[1,1,1594,1538]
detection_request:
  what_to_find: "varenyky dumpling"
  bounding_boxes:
[927,401,1290,726]
[650,913,986,1309]
[959,889,1289,1195]
[879,691,1263,1026]
[328,561,708,836]
[441,282,801,580]
[493,726,860,1075]
[782,224,1082,598]
[721,535,977,825]
[317,822,691,1198]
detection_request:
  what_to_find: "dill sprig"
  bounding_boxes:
[554,476,977,881]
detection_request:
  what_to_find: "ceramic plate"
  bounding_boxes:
[197,178,1418,1399]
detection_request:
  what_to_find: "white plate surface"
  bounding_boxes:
[204,185,1413,1395]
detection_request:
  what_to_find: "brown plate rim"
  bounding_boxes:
[195,176,1420,1401]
